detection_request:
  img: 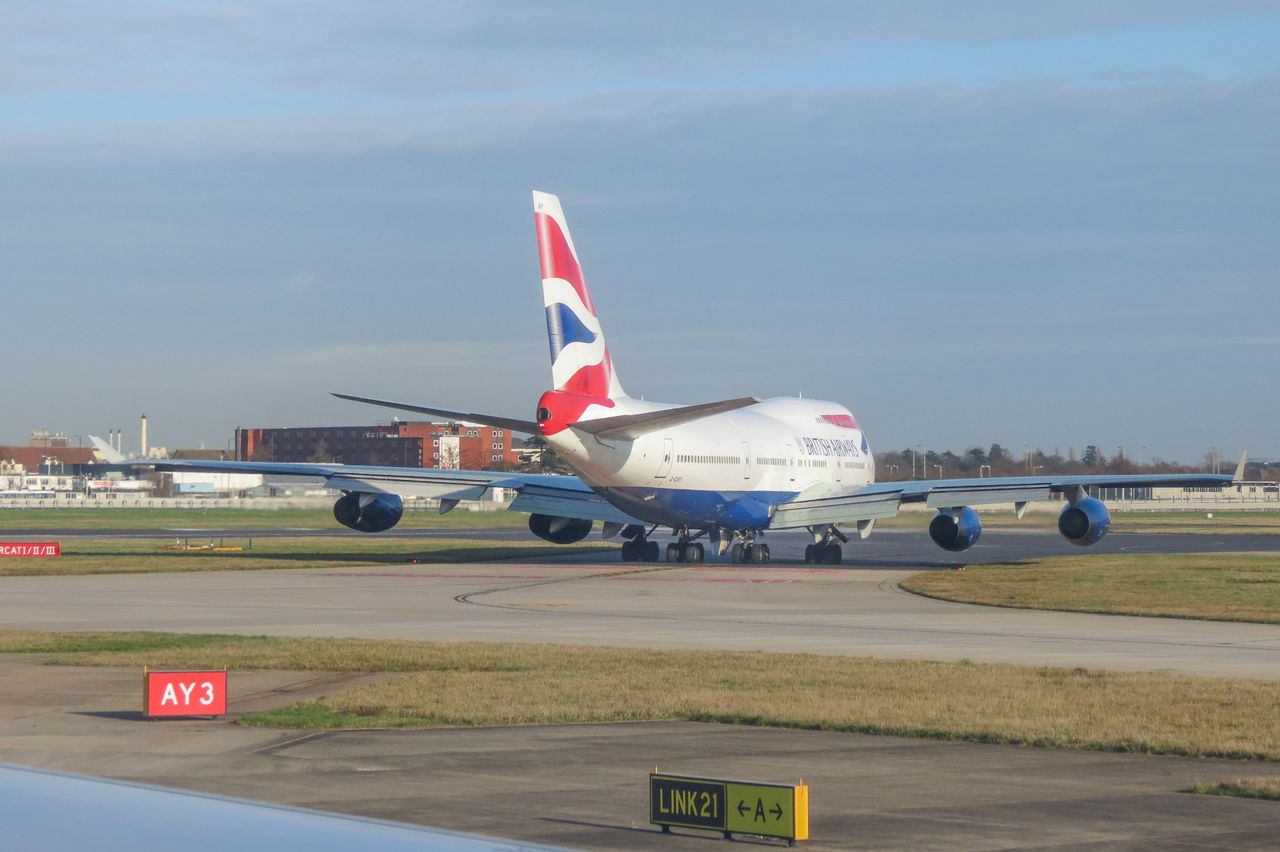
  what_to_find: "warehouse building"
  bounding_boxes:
[234,422,522,470]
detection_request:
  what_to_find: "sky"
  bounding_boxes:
[3,2,1278,464]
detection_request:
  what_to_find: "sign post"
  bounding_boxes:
[650,772,808,844]
[143,668,228,719]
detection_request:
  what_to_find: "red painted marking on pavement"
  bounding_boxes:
[320,573,555,580]
[608,576,799,584]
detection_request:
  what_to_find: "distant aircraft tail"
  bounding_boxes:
[533,191,625,401]
[88,435,125,464]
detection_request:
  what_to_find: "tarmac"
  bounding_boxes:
[1,526,1278,848]
[2,656,1279,850]
[0,530,1277,677]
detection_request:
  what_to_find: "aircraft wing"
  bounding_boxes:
[769,471,1237,530]
[131,459,644,525]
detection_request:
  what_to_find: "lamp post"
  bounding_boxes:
[935,464,943,479]
[1210,446,1220,474]
[1139,445,1146,468]
[1117,446,1125,473]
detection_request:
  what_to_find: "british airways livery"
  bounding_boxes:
[134,191,1241,565]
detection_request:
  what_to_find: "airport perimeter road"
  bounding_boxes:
[2,538,1278,678]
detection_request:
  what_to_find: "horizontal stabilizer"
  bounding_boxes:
[571,397,759,440]
[332,393,539,434]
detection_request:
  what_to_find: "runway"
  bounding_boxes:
[2,530,1277,678]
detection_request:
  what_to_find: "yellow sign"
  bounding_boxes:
[649,773,808,842]
[727,782,808,841]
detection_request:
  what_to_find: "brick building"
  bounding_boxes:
[234,422,521,470]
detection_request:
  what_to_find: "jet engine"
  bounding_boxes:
[529,513,593,544]
[929,506,982,552]
[1058,496,1111,546]
[333,491,404,533]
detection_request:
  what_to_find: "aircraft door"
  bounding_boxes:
[655,438,674,479]
[742,441,751,481]
[786,443,795,483]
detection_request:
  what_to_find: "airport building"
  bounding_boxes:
[234,422,523,470]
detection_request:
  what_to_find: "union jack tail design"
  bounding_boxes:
[533,191,625,400]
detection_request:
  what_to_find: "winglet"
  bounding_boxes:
[1233,450,1248,483]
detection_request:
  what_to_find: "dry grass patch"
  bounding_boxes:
[902,552,1280,624]
[10,631,1278,759]
[0,535,609,577]
[1192,776,1280,801]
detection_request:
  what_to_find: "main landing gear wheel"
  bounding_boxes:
[622,539,662,563]
[665,542,705,563]
[729,542,769,564]
[804,543,843,565]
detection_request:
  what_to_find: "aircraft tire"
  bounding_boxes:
[730,543,745,564]
[751,544,767,564]
[621,541,636,562]
[689,543,704,562]
[645,541,660,562]
[803,544,816,564]
[825,544,842,564]
[666,544,681,563]
[759,543,770,563]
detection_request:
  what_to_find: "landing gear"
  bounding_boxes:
[666,542,705,563]
[659,528,710,563]
[620,528,661,563]
[804,525,847,564]
[804,543,842,564]
[728,532,769,564]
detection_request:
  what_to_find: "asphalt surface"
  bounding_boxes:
[1,529,1277,678]
[3,657,1280,851]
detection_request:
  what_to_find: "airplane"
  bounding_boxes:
[127,191,1242,565]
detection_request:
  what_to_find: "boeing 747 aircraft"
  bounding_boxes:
[132,192,1240,564]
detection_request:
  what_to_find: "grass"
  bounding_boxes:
[0,507,530,531]
[901,553,1280,624]
[1192,777,1280,801]
[0,535,610,577]
[876,509,1280,534]
[3,631,1278,760]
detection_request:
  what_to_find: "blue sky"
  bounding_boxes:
[3,2,1278,463]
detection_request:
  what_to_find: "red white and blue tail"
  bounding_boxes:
[533,191,626,400]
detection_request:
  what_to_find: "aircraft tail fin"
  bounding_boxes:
[533,191,625,401]
[1233,450,1249,482]
[88,435,125,464]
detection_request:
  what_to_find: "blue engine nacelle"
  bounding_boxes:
[333,491,404,533]
[529,513,593,544]
[929,506,982,552]
[1058,496,1111,546]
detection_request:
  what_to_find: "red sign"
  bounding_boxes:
[144,670,228,718]
[0,542,60,558]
